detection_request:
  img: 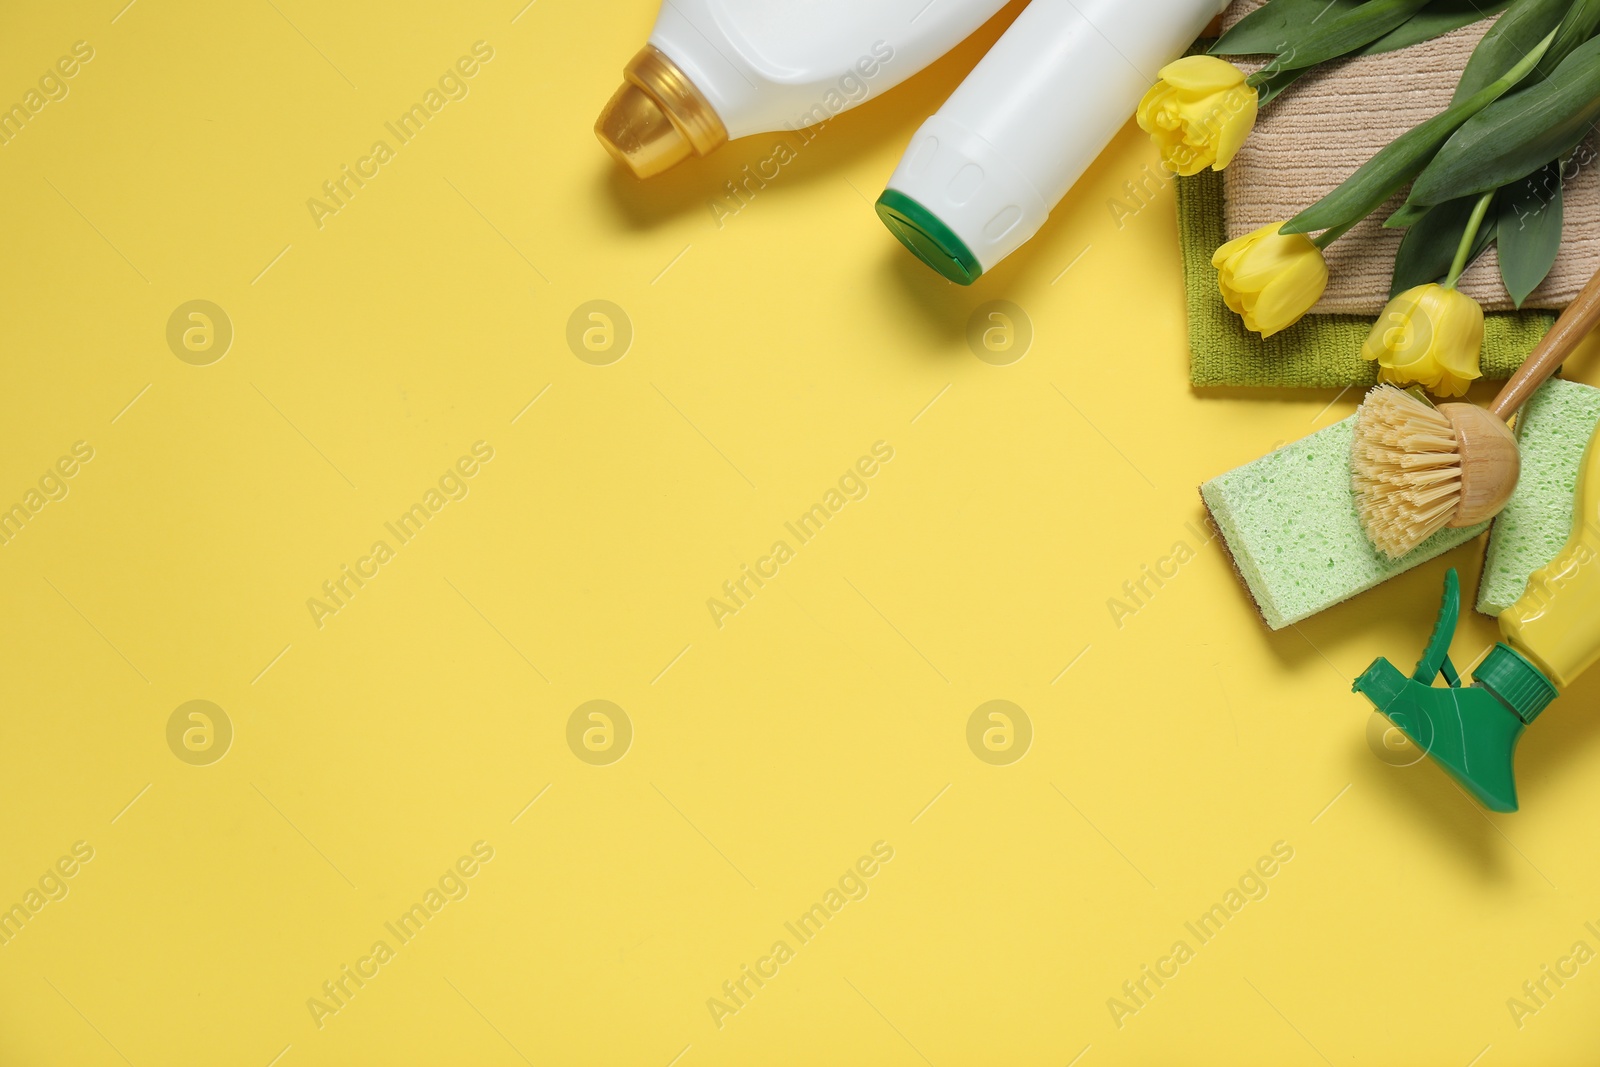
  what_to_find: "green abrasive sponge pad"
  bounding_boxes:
[1477,378,1600,616]
[1201,417,1489,631]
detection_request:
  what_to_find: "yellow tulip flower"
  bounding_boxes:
[1137,55,1258,176]
[1361,283,1484,398]
[1212,222,1329,338]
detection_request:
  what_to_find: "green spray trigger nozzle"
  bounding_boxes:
[1352,568,1544,813]
[1411,567,1462,687]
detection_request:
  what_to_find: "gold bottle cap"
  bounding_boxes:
[595,46,728,179]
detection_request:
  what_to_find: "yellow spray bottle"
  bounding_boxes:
[1353,420,1600,811]
[1499,422,1600,689]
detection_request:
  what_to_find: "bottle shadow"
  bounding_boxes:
[1344,740,1511,878]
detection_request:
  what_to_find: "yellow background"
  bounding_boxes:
[5,1,1600,1064]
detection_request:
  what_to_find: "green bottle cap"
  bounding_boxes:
[875,189,982,286]
[1475,643,1558,724]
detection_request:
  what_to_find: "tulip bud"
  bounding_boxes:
[1137,55,1258,177]
[1361,284,1484,397]
[1212,222,1329,338]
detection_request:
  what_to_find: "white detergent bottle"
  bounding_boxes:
[596,0,1012,179]
[878,0,1231,284]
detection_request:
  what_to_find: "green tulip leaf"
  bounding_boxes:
[1533,0,1600,81]
[1217,0,1511,111]
[1258,0,1435,74]
[1362,0,1515,56]
[1253,67,1310,107]
[1390,195,1497,296]
[1409,34,1600,207]
[1281,29,1554,236]
[1497,161,1565,308]
[1452,0,1571,102]
[1384,202,1433,229]
[1212,0,1363,56]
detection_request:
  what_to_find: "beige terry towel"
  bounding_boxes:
[1219,0,1599,314]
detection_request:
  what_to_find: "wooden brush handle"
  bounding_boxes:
[1490,267,1600,419]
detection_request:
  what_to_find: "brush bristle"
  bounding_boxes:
[1352,386,1462,559]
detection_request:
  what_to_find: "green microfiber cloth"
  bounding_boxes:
[1201,417,1488,630]
[1177,167,1557,389]
[1477,378,1600,615]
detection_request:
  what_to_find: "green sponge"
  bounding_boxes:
[1477,378,1600,615]
[1201,417,1489,630]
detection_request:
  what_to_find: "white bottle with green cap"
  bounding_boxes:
[878,0,1232,284]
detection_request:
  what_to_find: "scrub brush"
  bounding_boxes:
[1355,267,1600,558]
